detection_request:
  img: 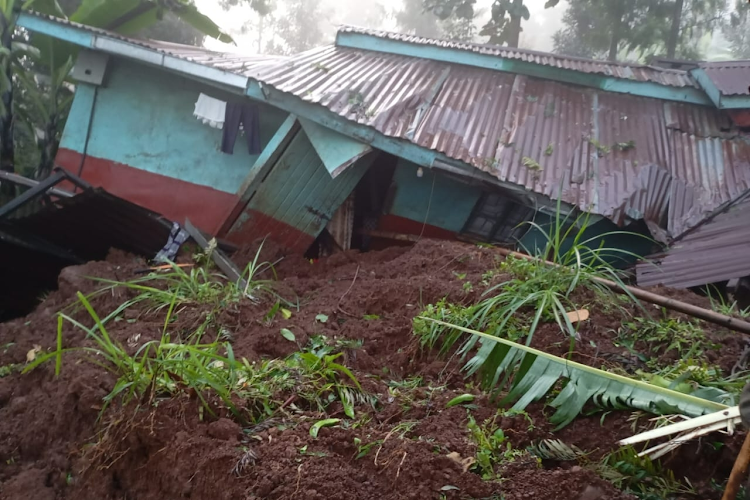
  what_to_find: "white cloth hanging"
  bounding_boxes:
[193,93,227,129]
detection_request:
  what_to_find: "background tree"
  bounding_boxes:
[424,0,558,47]
[396,0,442,38]
[263,0,326,55]
[553,0,725,62]
[396,0,476,41]
[722,0,750,59]
[663,0,725,59]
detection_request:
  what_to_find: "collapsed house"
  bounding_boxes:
[6,13,750,300]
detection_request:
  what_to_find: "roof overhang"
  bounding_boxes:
[690,68,750,110]
[17,12,249,91]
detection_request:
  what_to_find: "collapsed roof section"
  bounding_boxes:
[637,192,750,289]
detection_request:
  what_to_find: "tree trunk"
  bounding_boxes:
[667,0,684,59]
[0,11,14,178]
[36,119,58,181]
[507,13,522,47]
[608,1,624,61]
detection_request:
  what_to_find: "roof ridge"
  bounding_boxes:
[335,25,691,75]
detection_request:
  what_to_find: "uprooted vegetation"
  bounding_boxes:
[1,231,749,499]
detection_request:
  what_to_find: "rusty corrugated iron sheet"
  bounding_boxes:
[0,187,174,318]
[142,40,284,73]
[337,26,698,89]
[249,46,750,238]
[4,188,173,258]
[636,195,750,288]
[698,61,750,96]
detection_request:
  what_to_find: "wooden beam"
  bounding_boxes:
[184,219,246,290]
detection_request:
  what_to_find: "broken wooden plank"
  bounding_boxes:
[184,219,247,291]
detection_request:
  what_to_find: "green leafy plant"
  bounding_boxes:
[287,340,375,418]
[589,138,611,156]
[309,418,340,438]
[353,436,383,459]
[614,140,636,152]
[528,439,586,461]
[263,301,292,326]
[79,246,289,329]
[417,201,645,367]
[706,286,750,319]
[26,292,259,421]
[0,363,17,378]
[467,413,525,479]
[522,156,542,171]
[280,328,296,342]
[617,316,717,367]
[417,318,726,429]
[446,394,475,408]
[26,295,371,424]
[597,447,694,499]
[641,360,742,406]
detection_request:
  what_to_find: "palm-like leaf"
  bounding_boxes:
[420,318,727,429]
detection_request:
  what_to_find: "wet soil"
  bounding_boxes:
[0,240,745,500]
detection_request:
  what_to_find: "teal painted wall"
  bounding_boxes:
[228,129,373,250]
[60,83,96,153]
[61,58,288,194]
[388,159,481,232]
[517,213,654,268]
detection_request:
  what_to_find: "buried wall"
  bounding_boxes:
[55,57,288,235]
[367,158,535,247]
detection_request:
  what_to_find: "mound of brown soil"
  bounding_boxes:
[0,240,743,500]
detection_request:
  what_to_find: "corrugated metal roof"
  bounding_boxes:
[249,46,750,237]
[338,26,698,89]
[141,39,284,73]
[0,188,174,318]
[6,188,173,258]
[698,61,750,96]
[636,195,750,288]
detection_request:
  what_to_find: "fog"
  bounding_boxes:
[197,0,568,53]
[194,0,744,62]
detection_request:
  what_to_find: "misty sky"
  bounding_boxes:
[195,0,569,54]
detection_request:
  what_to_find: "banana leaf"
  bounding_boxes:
[422,318,727,429]
[32,0,234,73]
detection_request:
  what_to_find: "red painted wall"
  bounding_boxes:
[224,209,315,253]
[55,149,316,252]
[57,148,238,235]
[377,214,459,240]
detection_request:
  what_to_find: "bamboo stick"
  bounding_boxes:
[492,247,750,335]
[722,432,750,500]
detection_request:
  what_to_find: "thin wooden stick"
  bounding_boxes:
[722,432,750,500]
[491,247,750,335]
